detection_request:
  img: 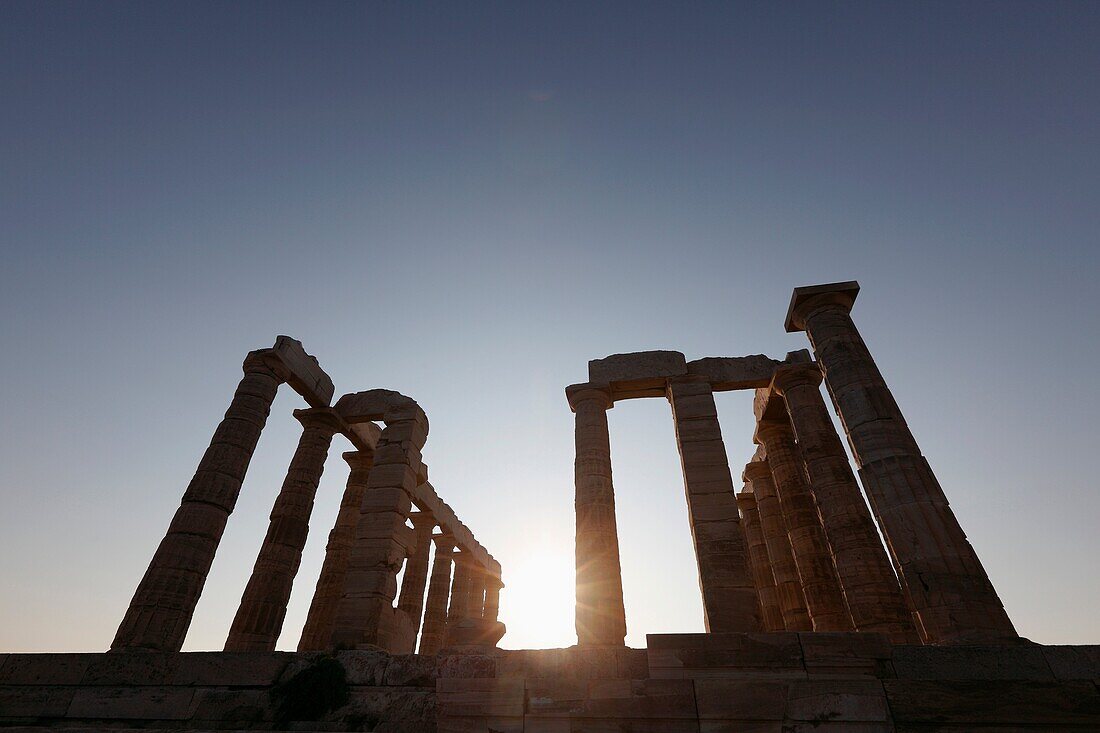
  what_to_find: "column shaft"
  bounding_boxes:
[396,515,436,641]
[418,537,454,655]
[743,461,813,631]
[757,419,854,631]
[297,450,374,651]
[667,379,761,632]
[225,409,339,651]
[735,490,785,631]
[112,355,281,652]
[794,290,1016,643]
[331,409,428,650]
[483,577,503,622]
[568,384,627,646]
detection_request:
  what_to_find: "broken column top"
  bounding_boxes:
[785,280,860,333]
[251,336,335,408]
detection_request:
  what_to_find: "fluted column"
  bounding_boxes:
[735,488,784,631]
[112,352,283,652]
[418,534,455,655]
[445,551,474,634]
[773,365,919,643]
[298,450,374,651]
[331,405,429,650]
[788,282,1017,643]
[756,417,853,631]
[483,575,503,622]
[567,383,627,646]
[667,377,761,632]
[225,408,342,651]
[742,461,812,631]
[396,512,436,642]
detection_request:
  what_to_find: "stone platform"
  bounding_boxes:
[1,633,1098,731]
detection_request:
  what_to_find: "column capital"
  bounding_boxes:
[785,281,860,333]
[341,450,374,470]
[408,511,436,529]
[242,349,286,379]
[735,487,757,507]
[742,460,773,483]
[754,417,794,445]
[432,533,457,552]
[293,407,345,434]
[566,382,613,412]
[771,364,824,394]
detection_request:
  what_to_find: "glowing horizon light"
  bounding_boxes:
[497,548,576,649]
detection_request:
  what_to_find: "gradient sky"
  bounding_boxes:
[2,1,1099,652]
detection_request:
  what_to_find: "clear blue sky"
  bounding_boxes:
[2,1,1098,652]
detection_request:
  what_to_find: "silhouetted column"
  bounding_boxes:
[788,282,1017,643]
[773,365,919,644]
[735,488,784,631]
[483,575,503,622]
[396,512,436,641]
[756,416,853,631]
[667,377,762,632]
[567,383,627,646]
[225,408,342,651]
[112,351,283,652]
[298,450,374,651]
[742,461,812,632]
[418,534,455,655]
[445,551,474,642]
[331,404,429,649]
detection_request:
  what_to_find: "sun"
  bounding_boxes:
[497,549,576,649]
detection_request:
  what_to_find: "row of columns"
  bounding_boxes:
[568,283,1016,646]
[112,361,503,654]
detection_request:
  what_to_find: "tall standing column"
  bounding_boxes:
[787,282,1017,643]
[396,512,436,641]
[667,378,761,632]
[298,450,374,651]
[756,417,854,631]
[444,551,474,644]
[225,408,342,651]
[742,461,812,631]
[483,575,503,621]
[418,534,455,655]
[772,366,919,643]
[735,488,784,631]
[331,402,429,650]
[112,352,283,652]
[567,383,627,646]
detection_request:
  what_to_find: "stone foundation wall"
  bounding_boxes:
[1,635,1098,732]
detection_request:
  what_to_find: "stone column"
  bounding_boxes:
[742,461,812,631]
[112,351,283,652]
[787,282,1017,643]
[395,512,436,642]
[298,450,374,652]
[446,551,474,630]
[667,377,761,632]
[225,408,342,651]
[331,404,429,650]
[772,365,919,643]
[734,488,784,631]
[483,575,503,622]
[417,534,455,655]
[756,417,854,631]
[567,383,627,646]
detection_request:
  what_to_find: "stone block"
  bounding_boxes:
[335,650,390,685]
[437,714,524,732]
[648,633,804,679]
[0,654,96,685]
[1041,645,1100,680]
[189,687,271,725]
[170,651,291,686]
[270,335,335,407]
[80,652,176,686]
[588,350,687,400]
[686,356,782,391]
[693,679,789,720]
[784,679,890,722]
[383,654,439,687]
[891,645,1054,681]
[66,686,195,720]
[437,677,525,717]
[883,679,1100,725]
[327,687,435,731]
[0,685,75,717]
[799,633,893,678]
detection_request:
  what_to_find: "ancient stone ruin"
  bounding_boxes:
[1,281,1097,731]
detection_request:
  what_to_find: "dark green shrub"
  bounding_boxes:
[272,655,350,725]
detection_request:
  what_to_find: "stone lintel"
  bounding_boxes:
[785,281,860,333]
[414,481,501,577]
[588,350,687,401]
[266,336,335,407]
[685,355,781,391]
[333,389,428,428]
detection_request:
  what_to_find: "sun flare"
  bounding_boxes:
[497,550,576,649]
